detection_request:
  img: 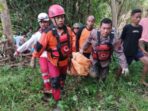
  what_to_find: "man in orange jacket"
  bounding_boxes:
[33,4,75,101]
[76,15,95,58]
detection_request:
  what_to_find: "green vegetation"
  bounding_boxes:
[0,0,148,111]
[0,61,147,111]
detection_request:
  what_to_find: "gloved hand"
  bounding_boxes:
[121,68,129,76]
[13,51,20,57]
[79,49,83,54]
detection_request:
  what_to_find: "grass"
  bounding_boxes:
[0,61,148,111]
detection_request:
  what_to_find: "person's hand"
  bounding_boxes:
[30,57,35,68]
[122,68,129,76]
[79,49,83,54]
[13,51,20,57]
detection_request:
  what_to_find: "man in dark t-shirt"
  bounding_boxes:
[118,9,148,86]
[121,24,142,58]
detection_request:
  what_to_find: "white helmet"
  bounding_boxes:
[37,12,49,22]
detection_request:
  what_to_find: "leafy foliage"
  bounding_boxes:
[0,0,146,35]
[6,0,110,33]
[7,0,52,33]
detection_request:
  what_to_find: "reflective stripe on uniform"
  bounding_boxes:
[44,79,49,83]
[42,73,48,76]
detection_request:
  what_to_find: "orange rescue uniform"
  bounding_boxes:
[33,27,76,66]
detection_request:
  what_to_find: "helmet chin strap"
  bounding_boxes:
[57,26,64,29]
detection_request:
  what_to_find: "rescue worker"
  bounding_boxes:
[80,18,129,80]
[76,15,95,58]
[14,13,51,99]
[33,4,75,101]
[72,23,81,35]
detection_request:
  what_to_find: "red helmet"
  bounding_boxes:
[48,4,65,18]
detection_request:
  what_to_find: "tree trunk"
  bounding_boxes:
[110,0,118,37]
[110,0,125,37]
[110,0,118,30]
[0,0,13,43]
[0,0,15,60]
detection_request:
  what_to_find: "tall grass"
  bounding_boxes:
[0,61,148,111]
